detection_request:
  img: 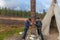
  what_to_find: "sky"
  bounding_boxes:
[0,0,60,13]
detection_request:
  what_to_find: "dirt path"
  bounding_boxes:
[0,16,27,21]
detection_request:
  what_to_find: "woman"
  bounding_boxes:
[35,17,44,40]
[22,18,32,40]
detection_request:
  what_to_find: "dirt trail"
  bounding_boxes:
[0,16,27,21]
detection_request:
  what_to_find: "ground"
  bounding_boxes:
[0,16,59,40]
[4,27,59,40]
[3,32,58,40]
[48,33,58,40]
[47,27,58,40]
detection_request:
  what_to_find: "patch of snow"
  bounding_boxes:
[19,32,23,34]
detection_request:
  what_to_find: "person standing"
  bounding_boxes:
[22,18,32,40]
[35,17,44,40]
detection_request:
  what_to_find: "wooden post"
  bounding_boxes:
[30,0,36,35]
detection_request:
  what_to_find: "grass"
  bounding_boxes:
[0,26,24,40]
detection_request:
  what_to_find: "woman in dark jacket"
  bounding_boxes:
[35,17,44,40]
[22,18,32,40]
